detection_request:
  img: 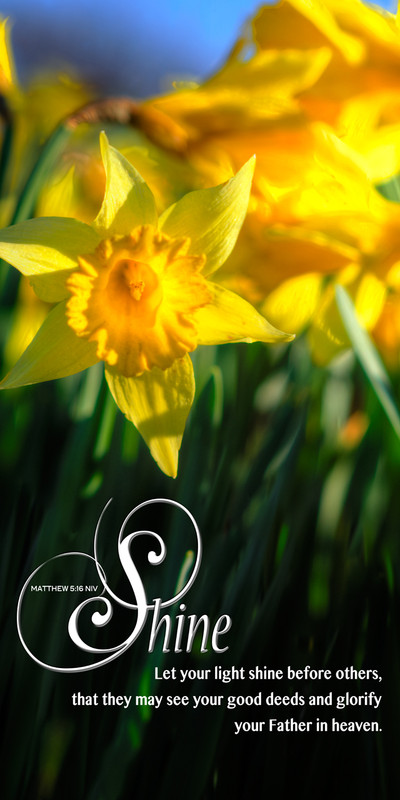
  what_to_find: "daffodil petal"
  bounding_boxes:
[253,0,365,65]
[207,47,332,98]
[194,283,294,344]
[262,274,323,334]
[0,18,16,91]
[159,158,255,275]
[94,132,158,236]
[36,165,76,218]
[0,302,99,388]
[0,217,101,301]
[105,354,195,478]
[355,273,386,329]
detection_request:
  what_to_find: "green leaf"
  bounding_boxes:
[336,284,400,438]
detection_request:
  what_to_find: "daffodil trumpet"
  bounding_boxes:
[0,133,293,477]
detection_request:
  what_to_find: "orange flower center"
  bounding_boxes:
[66,225,210,376]
[106,257,163,320]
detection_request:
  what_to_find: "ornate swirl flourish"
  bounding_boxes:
[16,498,202,673]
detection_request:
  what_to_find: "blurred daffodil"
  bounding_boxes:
[219,126,400,365]
[139,23,334,196]
[0,134,292,476]
[141,1,400,185]
[0,16,92,206]
[133,1,400,370]
[128,1,400,371]
[251,0,400,181]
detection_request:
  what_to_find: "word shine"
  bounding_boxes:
[149,601,230,654]
[17,498,232,673]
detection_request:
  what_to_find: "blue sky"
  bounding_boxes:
[3,0,265,95]
[2,0,398,96]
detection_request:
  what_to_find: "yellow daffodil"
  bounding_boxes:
[219,125,400,365]
[139,33,333,194]
[251,0,400,181]
[141,32,400,369]
[141,12,400,367]
[134,0,400,276]
[141,1,400,187]
[252,0,400,106]
[10,126,211,363]
[0,134,292,477]
[131,1,400,369]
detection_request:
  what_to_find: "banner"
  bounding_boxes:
[1,2,399,798]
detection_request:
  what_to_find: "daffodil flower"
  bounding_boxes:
[218,125,400,365]
[0,134,292,476]
[252,0,400,181]
[143,0,400,189]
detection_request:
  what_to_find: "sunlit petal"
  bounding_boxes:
[0,217,100,301]
[195,283,294,344]
[159,158,255,275]
[93,132,158,236]
[0,302,99,388]
[262,274,323,334]
[105,354,195,477]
